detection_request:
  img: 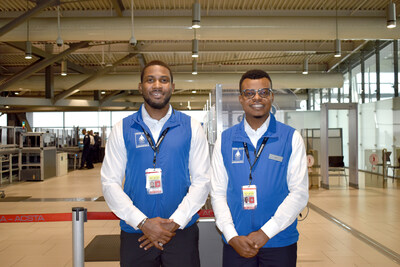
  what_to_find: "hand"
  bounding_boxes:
[138,221,181,250]
[247,229,269,248]
[162,221,180,233]
[228,236,259,258]
[138,217,176,250]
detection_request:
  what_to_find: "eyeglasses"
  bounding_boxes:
[241,88,273,99]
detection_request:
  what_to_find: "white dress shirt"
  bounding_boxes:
[101,104,211,230]
[211,116,309,243]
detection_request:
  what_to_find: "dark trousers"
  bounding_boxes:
[80,148,89,168]
[120,223,200,267]
[223,242,297,267]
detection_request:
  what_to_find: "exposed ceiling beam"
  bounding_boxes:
[0,0,58,37]
[110,0,124,17]
[136,53,146,70]
[1,17,399,41]
[5,42,93,75]
[8,73,344,92]
[0,10,387,19]
[99,90,127,106]
[54,53,137,102]
[0,41,90,92]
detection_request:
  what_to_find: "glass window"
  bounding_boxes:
[380,43,395,100]
[365,54,376,103]
[352,64,361,103]
[111,111,135,126]
[32,112,63,127]
[343,72,349,103]
[0,114,7,126]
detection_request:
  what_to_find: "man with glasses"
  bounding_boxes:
[211,69,308,266]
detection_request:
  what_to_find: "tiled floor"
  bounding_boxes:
[0,164,399,267]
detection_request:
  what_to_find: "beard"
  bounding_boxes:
[142,92,172,110]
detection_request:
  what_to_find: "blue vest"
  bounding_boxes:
[221,114,298,248]
[121,107,198,233]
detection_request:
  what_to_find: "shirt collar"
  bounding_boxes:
[141,104,172,124]
[233,113,278,143]
[244,115,270,136]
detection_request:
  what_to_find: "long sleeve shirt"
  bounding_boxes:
[101,105,211,230]
[211,116,309,243]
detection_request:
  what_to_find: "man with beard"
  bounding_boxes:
[101,60,211,267]
[211,69,308,266]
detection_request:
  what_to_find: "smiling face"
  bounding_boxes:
[239,77,274,123]
[139,65,175,110]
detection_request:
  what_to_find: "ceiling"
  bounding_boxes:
[0,0,399,112]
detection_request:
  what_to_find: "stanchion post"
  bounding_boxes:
[72,207,87,267]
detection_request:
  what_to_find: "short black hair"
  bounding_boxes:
[239,69,272,93]
[140,60,173,83]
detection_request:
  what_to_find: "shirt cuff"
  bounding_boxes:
[126,212,147,231]
[261,218,280,239]
[223,223,238,243]
[169,210,189,229]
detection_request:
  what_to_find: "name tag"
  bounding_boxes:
[269,154,283,162]
[145,168,163,195]
[242,185,257,210]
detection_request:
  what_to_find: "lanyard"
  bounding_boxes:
[142,127,169,168]
[243,137,268,185]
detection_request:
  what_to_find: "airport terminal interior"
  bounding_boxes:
[0,0,400,266]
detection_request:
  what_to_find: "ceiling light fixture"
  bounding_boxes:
[25,1,32,60]
[25,41,32,59]
[192,1,201,29]
[61,60,67,76]
[192,38,199,58]
[129,0,137,46]
[302,57,308,75]
[192,58,198,75]
[334,0,341,58]
[334,39,341,57]
[56,5,63,47]
[387,1,396,28]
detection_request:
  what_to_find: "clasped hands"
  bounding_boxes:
[138,217,180,251]
[228,229,270,258]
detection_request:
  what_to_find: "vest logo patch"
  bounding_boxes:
[269,154,283,162]
[135,132,149,148]
[232,147,244,164]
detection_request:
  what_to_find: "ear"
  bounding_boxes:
[171,82,175,93]
[138,83,143,94]
[270,92,274,103]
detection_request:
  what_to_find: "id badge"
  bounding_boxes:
[242,185,257,210]
[145,168,163,195]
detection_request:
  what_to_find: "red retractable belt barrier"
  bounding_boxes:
[0,210,214,223]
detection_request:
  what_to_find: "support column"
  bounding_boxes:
[394,40,399,98]
[375,40,381,101]
[348,63,352,102]
[320,104,329,189]
[348,104,359,188]
[93,90,101,101]
[361,51,366,103]
[328,88,331,103]
[45,65,54,99]
[319,89,323,106]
